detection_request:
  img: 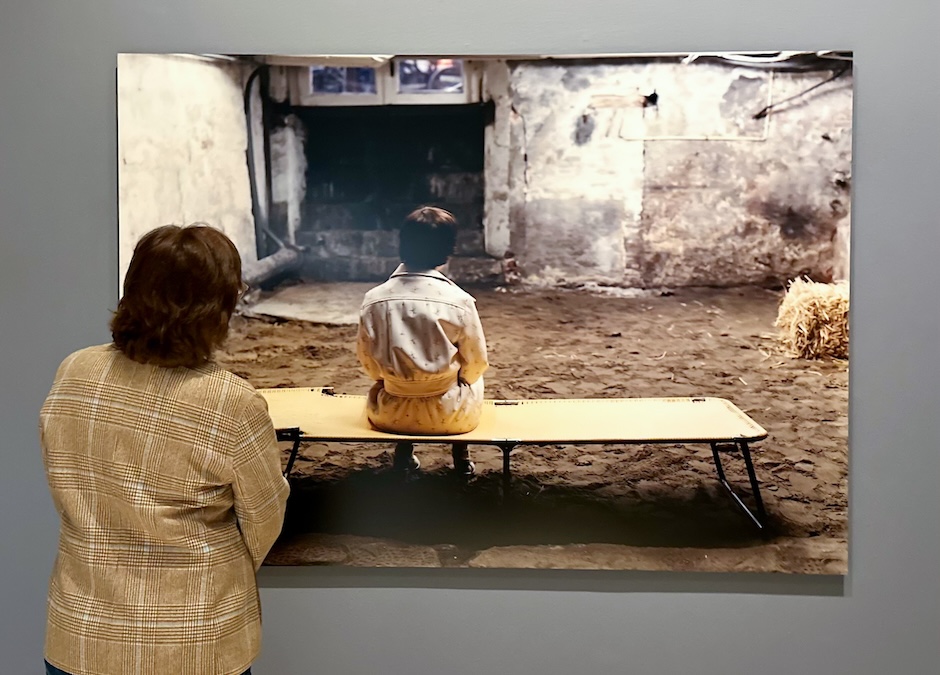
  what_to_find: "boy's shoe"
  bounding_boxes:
[393,453,421,472]
[454,459,475,477]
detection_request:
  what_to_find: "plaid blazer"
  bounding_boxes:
[39,344,290,675]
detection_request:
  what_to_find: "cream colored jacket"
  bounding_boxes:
[356,264,489,434]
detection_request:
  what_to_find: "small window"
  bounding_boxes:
[397,58,465,94]
[310,66,378,95]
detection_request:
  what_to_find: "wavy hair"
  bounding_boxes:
[111,224,243,368]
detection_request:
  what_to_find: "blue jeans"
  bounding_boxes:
[46,661,251,674]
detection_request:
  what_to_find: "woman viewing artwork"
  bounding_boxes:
[39,224,290,675]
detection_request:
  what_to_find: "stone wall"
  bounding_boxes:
[115,56,852,293]
[483,58,853,288]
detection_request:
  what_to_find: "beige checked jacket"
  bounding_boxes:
[39,344,290,675]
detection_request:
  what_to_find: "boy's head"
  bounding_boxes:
[399,206,458,270]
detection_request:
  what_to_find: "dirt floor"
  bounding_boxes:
[217,282,848,575]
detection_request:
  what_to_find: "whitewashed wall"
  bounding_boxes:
[270,114,307,246]
[483,59,853,288]
[116,53,263,290]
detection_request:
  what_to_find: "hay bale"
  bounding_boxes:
[775,278,849,359]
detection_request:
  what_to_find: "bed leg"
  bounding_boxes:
[710,442,728,484]
[278,428,302,479]
[498,443,515,500]
[739,442,768,527]
[709,442,769,533]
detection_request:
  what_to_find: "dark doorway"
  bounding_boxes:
[294,104,487,281]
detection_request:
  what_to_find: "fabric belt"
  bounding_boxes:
[382,377,457,398]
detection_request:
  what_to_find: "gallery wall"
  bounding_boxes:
[1,1,938,675]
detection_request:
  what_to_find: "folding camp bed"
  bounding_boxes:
[259,386,770,531]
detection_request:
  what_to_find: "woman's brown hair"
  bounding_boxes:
[111,224,244,368]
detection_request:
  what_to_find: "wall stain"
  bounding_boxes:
[720,75,766,130]
[561,71,591,92]
[574,112,595,145]
[747,199,839,241]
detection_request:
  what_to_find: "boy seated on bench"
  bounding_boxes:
[355,206,489,477]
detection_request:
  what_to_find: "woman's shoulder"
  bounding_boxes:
[170,363,268,424]
[53,343,117,375]
[200,361,255,386]
[200,362,264,401]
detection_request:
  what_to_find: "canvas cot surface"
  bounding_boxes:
[257,387,768,444]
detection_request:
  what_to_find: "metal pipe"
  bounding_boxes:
[242,65,304,289]
[242,246,303,288]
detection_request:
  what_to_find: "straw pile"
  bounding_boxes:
[775,278,850,359]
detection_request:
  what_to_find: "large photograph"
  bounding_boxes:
[117,51,852,574]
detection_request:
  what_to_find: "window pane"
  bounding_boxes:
[310,66,377,95]
[397,59,465,93]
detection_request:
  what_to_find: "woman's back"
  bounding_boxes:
[41,343,287,675]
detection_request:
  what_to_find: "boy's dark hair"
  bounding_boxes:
[399,206,458,270]
[110,223,244,369]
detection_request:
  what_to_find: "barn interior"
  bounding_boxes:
[117,51,852,574]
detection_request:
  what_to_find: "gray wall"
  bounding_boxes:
[1,3,938,675]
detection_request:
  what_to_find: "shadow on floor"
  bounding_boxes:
[281,466,779,551]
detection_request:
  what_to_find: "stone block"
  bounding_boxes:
[426,172,484,203]
[300,256,353,281]
[354,256,399,280]
[519,197,627,283]
[455,229,485,255]
[446,256,504,285]
[303,203,357,230]
[361,230,399,257]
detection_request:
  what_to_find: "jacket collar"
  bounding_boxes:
[389,263,457,286]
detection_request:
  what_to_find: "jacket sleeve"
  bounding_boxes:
[457,300,489,385]
[231,392,291,571]
[356,309,384,381]
[39,353,80,517]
